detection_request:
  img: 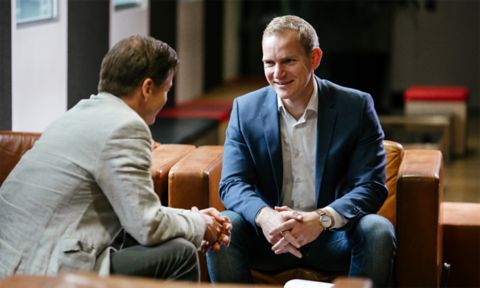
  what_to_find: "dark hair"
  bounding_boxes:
[97,35,179,96]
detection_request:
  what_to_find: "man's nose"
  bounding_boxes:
[273,64,284,79]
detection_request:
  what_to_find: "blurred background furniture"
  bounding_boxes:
[380,114,452,162]
[155,99,233,145]
[167,140,445,287]
[150,117,218,146]
[404,86,468,157]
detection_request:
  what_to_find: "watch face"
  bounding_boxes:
[321,214,332,228]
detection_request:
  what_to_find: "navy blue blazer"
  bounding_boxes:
[219,76,387,229]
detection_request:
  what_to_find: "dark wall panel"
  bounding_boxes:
[204,0,223,91]
[68,0,109,108]
[0,0,12,130]
[150,0,177,108]
[239,0,395,112]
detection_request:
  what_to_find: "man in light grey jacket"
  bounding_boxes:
[0,35,230,281]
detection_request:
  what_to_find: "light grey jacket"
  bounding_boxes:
[0,92,205,278]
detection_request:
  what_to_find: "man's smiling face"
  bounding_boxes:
[262,30,317,104]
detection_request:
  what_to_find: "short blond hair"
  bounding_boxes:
[263,15,319,55]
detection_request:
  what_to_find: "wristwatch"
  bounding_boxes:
[318,209,335,230]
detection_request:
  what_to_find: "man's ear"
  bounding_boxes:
[311,47,323,70]
[141,78,155,101]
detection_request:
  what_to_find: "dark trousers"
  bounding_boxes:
[110,234,199,281]
[207,210,396,287]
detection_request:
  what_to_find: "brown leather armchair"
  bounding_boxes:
[0,130,194,204]
[167,140,445,287]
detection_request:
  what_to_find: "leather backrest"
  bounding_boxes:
[0,131,41,186]
[0,131,194,205]
[378,140,404,226]
[168,140,404,227]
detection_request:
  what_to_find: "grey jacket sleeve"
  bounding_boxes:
[94,119,205,247]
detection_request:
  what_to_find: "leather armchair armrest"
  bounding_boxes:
[168,146,223,210]
[151,144,196,204]
[395,149,443,287]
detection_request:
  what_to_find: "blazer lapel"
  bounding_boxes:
[262,88,282,204]
[315,77,338,207]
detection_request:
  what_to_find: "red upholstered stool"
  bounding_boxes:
[404,86,468,156]
[441,202,480,287]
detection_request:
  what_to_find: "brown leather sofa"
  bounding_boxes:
[0,130,195,203]
[167,140,445,287]
[0,131,444,287]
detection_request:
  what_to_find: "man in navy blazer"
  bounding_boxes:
[206,15,396,287]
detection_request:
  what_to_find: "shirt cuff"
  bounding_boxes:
[324,206,348,229]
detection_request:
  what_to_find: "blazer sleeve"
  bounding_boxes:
[219,99,270,227]
[94,119,205,247]
[329,93,388,224]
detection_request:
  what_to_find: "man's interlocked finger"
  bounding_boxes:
[282,230,301,248]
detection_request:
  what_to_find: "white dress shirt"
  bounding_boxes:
[277,81,347,228]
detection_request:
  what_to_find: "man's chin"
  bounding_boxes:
[146,117,156,126]
[276,91,292,100]
[273,86,292,96]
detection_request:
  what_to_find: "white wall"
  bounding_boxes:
[176,0,204,103]
[11,0,68,132]
[110,1,149,47]
[390,1,479,110]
